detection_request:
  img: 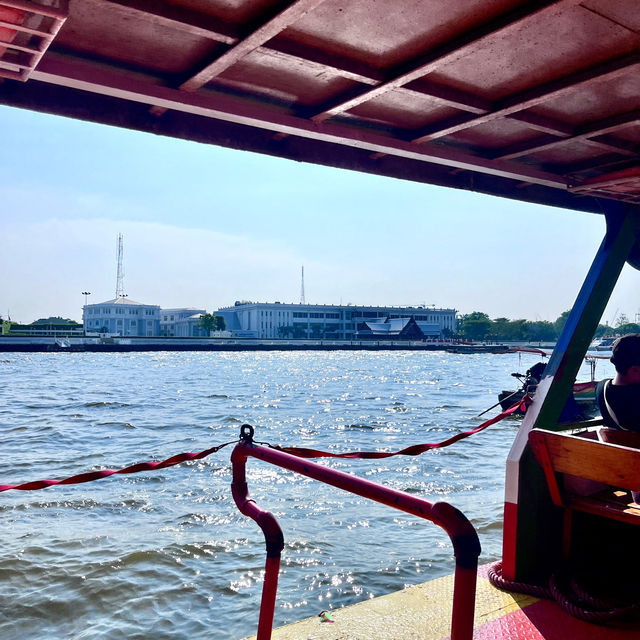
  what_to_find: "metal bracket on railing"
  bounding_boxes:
[230,428,480,640]
[239,423,255,444]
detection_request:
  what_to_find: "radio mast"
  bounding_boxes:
[299,265,306,305]
[115,233,125,298]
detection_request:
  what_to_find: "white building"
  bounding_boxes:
[83,297,160,336]
[160,308,208,337]
[216,301,457,340]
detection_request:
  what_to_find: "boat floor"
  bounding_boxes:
[242,563,638,639]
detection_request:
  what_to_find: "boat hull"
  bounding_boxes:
[498,381,598,418]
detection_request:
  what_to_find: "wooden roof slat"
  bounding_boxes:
[0,66,23,79]
[411,53,640,144]
[104,0,387,87]
[0,38,41,54]
[309,0,583,122]
[265,37,383,86]
[402,79,491,115]
[0,0,67,82]
[178,0,327,94]
[507,111,574,137]
[0,0,66,20]
[0,17,49,36]
[0,49,30,68]
[494,110,640,159]
[588,134,639,156]
[105,0,239,45]
[552,153,631,177]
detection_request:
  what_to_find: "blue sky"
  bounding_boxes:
[1,105,637,325]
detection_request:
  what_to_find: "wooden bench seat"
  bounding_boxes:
[529,428,640,556]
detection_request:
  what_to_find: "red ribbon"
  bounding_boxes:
[0,398,528,493]
[274,398,528,459]
[0,441,235,493]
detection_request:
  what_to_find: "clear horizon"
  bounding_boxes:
[1,105,638,327]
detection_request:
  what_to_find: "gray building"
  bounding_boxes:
[160,308,208,337]
[216,301,456,340]
[83,297,160,336]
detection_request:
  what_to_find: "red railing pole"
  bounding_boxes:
[430,501,479,640]
[231,448,284,640]
[231,427,480,640]
[451,565,477,640]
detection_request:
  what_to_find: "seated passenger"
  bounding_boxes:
[596,334,640,432]
[596,333,640,504]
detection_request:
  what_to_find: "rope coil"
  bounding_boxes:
[489,561,640,626]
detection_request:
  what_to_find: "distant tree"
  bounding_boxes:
[506,319,528,341]
[32,316,81,326]
[525,320,556,342]
[198,313,225,334]
[553,310,571,337]
[457,312,492,340]
[490,317,511,340]
[594,324,612,338]
[614,322,640,335]
[615,313,630,328]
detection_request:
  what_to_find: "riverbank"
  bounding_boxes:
[0,336,513,353]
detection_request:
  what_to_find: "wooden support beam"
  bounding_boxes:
[105,0,238,44]
[411,54,640,143]
[179,0,326,93]
[30,54,568,189]
[494,111,640,160]
[310,0,582,122]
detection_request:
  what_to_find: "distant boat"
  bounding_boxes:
[590,336,615,351]
[445,343,510,354]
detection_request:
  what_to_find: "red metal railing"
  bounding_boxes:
[231,425,480,640]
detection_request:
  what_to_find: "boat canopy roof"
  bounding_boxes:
[0,0,638,214]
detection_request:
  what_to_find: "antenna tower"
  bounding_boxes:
[115,233,125,298]
[300,265,306,305]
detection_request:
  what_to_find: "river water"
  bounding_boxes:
[0,351,612,639]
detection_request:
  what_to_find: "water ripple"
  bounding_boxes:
[0,351,615,639]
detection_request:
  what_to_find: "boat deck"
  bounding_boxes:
[243,564,638,640]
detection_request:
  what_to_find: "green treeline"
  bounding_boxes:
[457,311,640,342]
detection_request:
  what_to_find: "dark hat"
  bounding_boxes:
[610,333,640,374]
